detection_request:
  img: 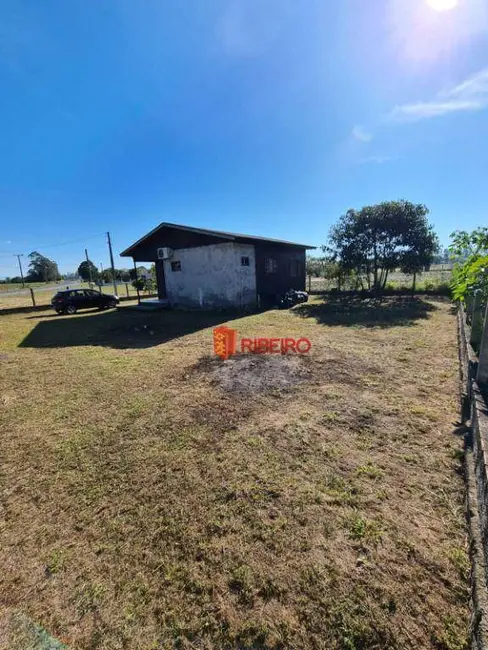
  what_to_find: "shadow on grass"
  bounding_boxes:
[19,306,245,350]
[294,295,438,328]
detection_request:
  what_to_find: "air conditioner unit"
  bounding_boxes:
[157,247,173,260]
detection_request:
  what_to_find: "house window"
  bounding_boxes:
[171,261,181,272]
[289,260,301,277]
[241,256,250,267]
[264,257,277,274]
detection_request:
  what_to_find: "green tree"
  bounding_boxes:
[449,228,488,303]
[100,268,131,283]
[401,221,440,293]
[129,265,150,281]
[131,276,154,292]
[327,200,439,295]
[77,260,99,282]
[306,257,324,278]
[26,251,60,282]
[101,268,114,283]
[449,228,488,258]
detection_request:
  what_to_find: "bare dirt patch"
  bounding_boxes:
[193,353,314,393]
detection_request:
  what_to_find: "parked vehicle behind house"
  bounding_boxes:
[51,289,119,314]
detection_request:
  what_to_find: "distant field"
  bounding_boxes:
[0,281,60,293]
[309,267,453,293]
[0,283,144,311]
[0,297,468,649]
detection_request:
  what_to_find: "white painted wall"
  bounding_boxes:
[163,242,256,308]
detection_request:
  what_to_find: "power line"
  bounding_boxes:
[0,232,105,255]
[37,233,105,249]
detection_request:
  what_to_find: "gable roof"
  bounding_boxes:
[120,222,316,257]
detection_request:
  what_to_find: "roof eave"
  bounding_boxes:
[119,222,317,256]
[120,222,235,257]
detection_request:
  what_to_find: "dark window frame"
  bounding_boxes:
[264,257,277,274]
[171,261,182,272]
[241,256,250,267]
[289,260,301,278]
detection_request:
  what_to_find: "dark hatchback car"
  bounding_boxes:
[51,289,119,315]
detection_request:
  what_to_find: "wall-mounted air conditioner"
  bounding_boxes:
[157,247,173,260]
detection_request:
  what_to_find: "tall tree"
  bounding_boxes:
[326,200,439,295]
[77,260,99,282]
[26,251,60,282]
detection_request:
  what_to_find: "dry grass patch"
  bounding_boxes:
[0,297,468,649]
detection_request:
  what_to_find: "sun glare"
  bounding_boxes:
[426,0,458,11]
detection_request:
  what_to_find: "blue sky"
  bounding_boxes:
[1,0,487,276]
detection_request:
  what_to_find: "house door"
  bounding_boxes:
[155,261,167,299]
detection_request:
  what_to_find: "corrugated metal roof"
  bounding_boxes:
[120,222,316,256]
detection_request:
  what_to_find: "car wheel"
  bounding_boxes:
[55,308,64,315]
[108,300,117,309]
[66,304,77,315]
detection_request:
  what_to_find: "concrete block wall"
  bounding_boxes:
[163,242,256,308]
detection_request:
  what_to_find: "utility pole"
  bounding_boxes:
[107,231,118,296]
[85,248,92,284]
[14,254,25,288]
[98,262,104,293]
[133,257,140,305]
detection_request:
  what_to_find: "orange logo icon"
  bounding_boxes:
[213,326,237,360]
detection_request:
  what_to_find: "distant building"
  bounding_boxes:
[120,222,315,308]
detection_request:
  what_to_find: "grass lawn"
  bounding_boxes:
[0,281,53,292]
[0,297,469,649]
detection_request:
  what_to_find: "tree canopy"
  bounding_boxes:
[26,251,60,282]
[326,200,439,293]
[100,268,133,283]
[77,260,99,282]
[449,228,488,302]
[449,227,488,258]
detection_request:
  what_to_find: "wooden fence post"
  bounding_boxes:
[470,292,484,352]
[29,288,36,308]
[477,303,488,386]
[466,294,474,324]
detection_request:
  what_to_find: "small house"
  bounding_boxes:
[120,222,315,309]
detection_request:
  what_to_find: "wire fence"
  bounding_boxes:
[306,268,453,293]
[0,282,149,311]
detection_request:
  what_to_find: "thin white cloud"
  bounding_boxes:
[388,67,488,123]
[360,155,395,165]
[352,125,373,142]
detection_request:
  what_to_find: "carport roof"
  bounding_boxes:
[120,222,316,257]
